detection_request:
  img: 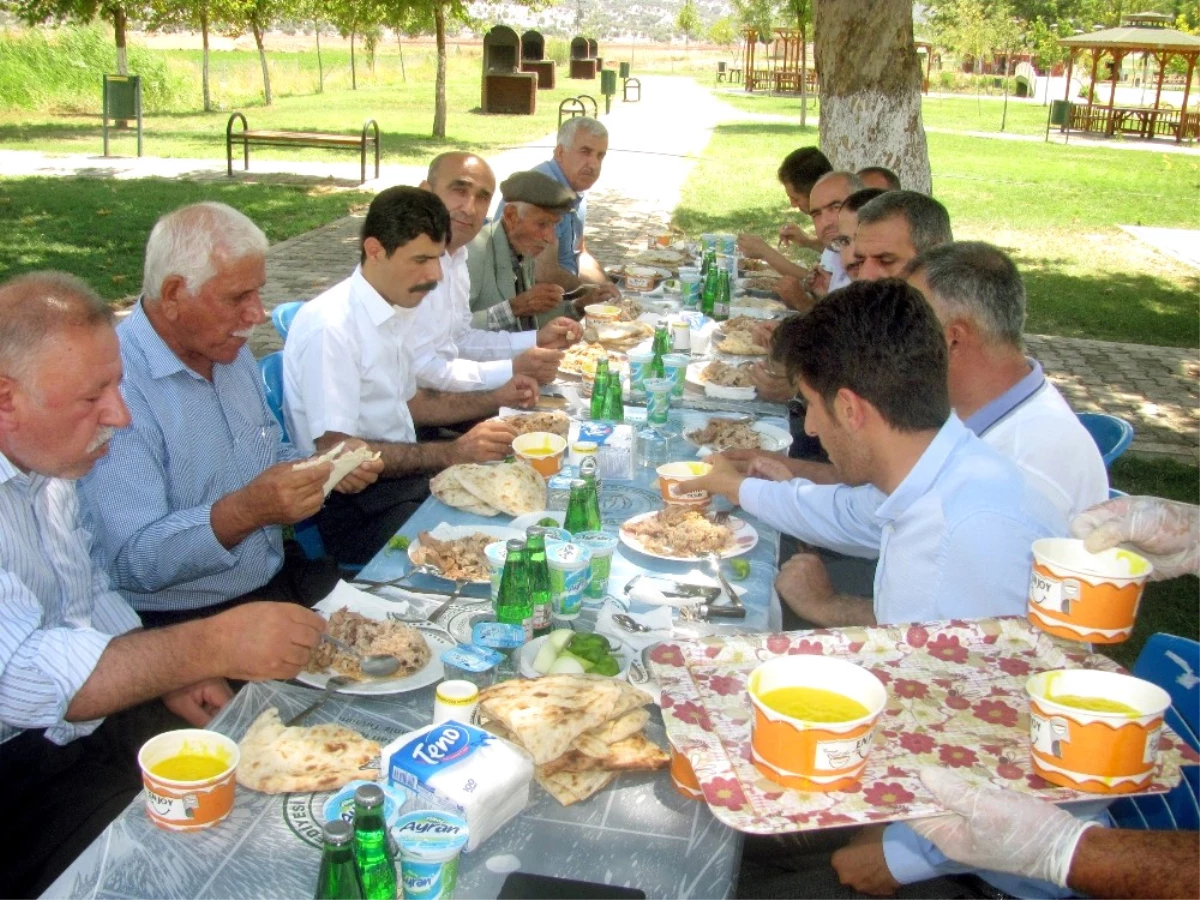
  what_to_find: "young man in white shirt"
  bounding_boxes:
[283,187,537,564]
[410,152,582,395]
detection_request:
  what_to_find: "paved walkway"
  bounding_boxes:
[6,75,1195,461]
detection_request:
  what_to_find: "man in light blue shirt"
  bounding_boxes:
[79,203,382,626]
[692,278,1081,899]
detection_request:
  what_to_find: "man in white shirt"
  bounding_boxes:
[0,272,326,897]
[410,152,582,394]
[906,241,1108,520]
[284,187,536,564]
[853,189,952,281]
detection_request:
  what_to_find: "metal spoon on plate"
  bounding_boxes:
[319,633,401,678]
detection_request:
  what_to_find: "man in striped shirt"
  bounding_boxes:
[0,272,326,897]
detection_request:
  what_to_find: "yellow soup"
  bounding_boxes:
[152,752,230,782]
[521,448,555,457]
[759,687,870,723]
[1047,694,1142,716]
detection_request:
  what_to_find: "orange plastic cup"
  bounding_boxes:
[137,730,239,831]
[513,432,567,478]
[1028,538,1153,644]
[669,743,703,801]
[1026,669,1171,794]
[747,657,888,792]
[656,461,712,507]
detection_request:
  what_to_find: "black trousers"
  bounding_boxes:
[0,700,189,898]
[316,474,432,567]
[136,540,341,629]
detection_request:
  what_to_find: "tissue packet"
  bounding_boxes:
[382,720,533,852]
[569,422,634,481]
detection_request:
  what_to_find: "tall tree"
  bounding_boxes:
[781,0,812,127]
[676,0,701,53]
[329,0,382,90]
[10,0,148,74]
[148,0,214,109]
[221,0,283,105]
[709,16,737,48]
[814,0,932,193]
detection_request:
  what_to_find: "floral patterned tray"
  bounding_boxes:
[651,616,1199,834]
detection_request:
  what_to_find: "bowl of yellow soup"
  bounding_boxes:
[584,303,624,323]
[1028,538,1153,644]
[747,656,888,792]
[137,729,240,831]
[1026,668,1171,794]
[669,741,704,801]
[656,461,712,507]
[512,432,568,478]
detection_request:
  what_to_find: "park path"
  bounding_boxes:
[2,74,1194,460]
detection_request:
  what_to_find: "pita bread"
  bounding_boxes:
[294,442,382,496]
[236,708,379,794]
[478,675,622,765]
[453,462,546,517]
[429,467,500,516]
[502,410,570,439]
[535,769,615,807]
[571,708,650,758]
[539,733,669,776]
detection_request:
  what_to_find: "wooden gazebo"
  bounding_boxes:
[741,28,768,91]
[768,28,817,94]
[1057,12,1199,142]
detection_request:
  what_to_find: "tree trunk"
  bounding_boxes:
[253,23,272,105]
[113,6,128,74]
[315,27,324,93]
[799,21,808,129]
[814,0,930,193]
[351,31,357,90]
[433,2,448,138]
[201,8,211,112]
[397,33,407,83]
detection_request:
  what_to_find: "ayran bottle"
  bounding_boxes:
[352,784,396,900]
[315,821,364,900]
[524,526,554,638]
[496,539,533,641]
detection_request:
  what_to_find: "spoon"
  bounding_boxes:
[320,633,401,678]
[286,675,353,727]
[612,613,652,634]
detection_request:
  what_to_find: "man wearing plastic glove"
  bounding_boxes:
[901,496,1199,900]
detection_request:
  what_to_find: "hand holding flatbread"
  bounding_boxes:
[294,441,383,497]
[237,708,379,794]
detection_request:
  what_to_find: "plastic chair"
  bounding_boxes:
[1109,634,1199,832]
[1077,412,1135,468]
[257,352,327,560]
[270,300,304,342]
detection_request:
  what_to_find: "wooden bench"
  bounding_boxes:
[226,112,380,184]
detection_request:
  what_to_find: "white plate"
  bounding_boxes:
[618,510,758,561]
[518,632,632,679]
[685,361,756,399]
[682,419,793,455]
[510,510,566,531]
[408,523,525,584]
[300,585,452,696]
[712,334,768,357]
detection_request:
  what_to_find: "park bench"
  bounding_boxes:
[225,112,380,184]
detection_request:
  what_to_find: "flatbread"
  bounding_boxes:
[502,410,570,439]
[571,708,650,758]
[539,733,669,776]
[294,441,382,496]
[236,708,379,794]
[454,462,546,517]
[430,467,500,516]
[535,769,615,806]
[477,675,622,765]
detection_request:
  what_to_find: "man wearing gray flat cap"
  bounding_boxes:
[467,171,589,332]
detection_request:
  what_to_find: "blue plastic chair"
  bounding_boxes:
[1110,634,1200,832]
[1077,412,1134,468]
[257,352,327,560]
[270,300,305,342]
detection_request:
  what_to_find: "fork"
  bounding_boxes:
[286,675,353,727]
[705,550,744,612]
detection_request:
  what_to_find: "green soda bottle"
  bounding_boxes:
[579,456,603,531]
[601,368,624,423]
[590,358,610,421]
[524,527,554,638]
[564,479,592,535]
[700,258,719,317]
[315,820,364,900]
[352,784,396,900]
[648,325,667,379]
[714,268,731,322]
[496,539,533,641]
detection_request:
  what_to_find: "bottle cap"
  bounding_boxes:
[354,782,385,809]
[505,538,526,552]
[323,819,354,845]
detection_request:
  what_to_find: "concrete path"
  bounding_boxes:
[4,74,1195,461]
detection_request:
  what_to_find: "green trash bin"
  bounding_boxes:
[600,69,617,95]
[102,74,143,157]
[619,62,630,80]
[1049,99,1071,127]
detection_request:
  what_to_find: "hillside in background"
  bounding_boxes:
[469,0,734,41]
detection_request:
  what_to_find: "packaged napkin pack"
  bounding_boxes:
[569,421,635,481]
[382,721,533,852]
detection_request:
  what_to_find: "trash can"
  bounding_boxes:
[1049,99,1071,127]
[619,62,630,80]
[600,68,617,96]
[102,73,143,157]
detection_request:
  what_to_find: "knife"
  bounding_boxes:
[624,575,720,602]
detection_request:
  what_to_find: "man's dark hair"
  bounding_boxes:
[360,186,451,263]
[770,279,950,433]
[857,166,902,190]
[843,188,887,214]
[856,190,952,255]
[777,147,833,195]
[907,241,1026,348]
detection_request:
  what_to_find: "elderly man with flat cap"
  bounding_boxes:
[468,171,592,333]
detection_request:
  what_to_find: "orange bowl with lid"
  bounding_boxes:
[1027,538,1152,644]
[137,730,239,831]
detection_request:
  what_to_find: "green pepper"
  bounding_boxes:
[538,517,559,528]
[385,535,411,555]
[729,558,750,581]
[591,654,620,677]
[569,633,611,655]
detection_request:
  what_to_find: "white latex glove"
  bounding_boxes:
[909,768,1097,888]
[1070,495,1199,581]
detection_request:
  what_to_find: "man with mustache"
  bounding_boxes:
[0,271,326,897]
[285,186,534,565]
[79,203,381,627]
[409,152,581,393]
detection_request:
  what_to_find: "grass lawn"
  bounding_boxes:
[0,176,371,300]
[676,120,1199,347]
[0,53,585,166]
